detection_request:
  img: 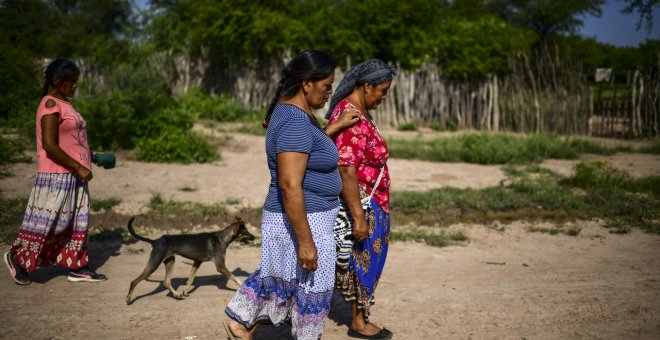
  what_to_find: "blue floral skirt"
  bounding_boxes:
[335,198,391,321]
[225,207,339,340]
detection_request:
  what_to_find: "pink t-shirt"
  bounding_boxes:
[36,95,92,173]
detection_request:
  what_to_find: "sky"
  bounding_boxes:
[134,0,659,47]
[580,0,660,47]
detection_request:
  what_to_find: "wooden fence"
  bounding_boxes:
[78,49,659,138]
[592,70,659,138]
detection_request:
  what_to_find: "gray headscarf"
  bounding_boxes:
[325,59,397,119]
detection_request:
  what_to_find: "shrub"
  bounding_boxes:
[397,122,417,131]
[74,91,137,150]
[134,128,218,163]
[178,88,260,122]
[135,107,196,139]
[562,161,630,189]
[0,135,31,165]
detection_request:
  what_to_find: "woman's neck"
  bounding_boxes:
[280,93,313,116]
[47,90,68,101]
[346,92,368,117]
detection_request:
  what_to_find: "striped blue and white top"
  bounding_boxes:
[263,103,342,213]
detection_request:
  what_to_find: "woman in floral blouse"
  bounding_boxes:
[325,59,397,339]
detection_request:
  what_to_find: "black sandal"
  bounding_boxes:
[347,327,393,339]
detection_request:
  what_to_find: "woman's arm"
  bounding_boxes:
[277,151,318,271]
[325,108,360,138]
[41,114,93,182]
[338,165,369,242]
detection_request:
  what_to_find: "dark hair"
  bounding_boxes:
[42,58,80,96]
[263,49,336,128]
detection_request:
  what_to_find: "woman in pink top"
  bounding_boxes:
[3,59,107,285]
[326,59,397,339]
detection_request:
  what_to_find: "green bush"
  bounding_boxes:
[428,122,457,132]
[562,161,631,189]
[397,122,417,131]
[178,88,260,122]
[134,128,218,164]
[75,91,137,150]
[0,135,31,165]
[136,107,196,139]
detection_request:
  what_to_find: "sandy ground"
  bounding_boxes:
[1,129,659,339]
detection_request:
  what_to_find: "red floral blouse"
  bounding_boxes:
[328,98,391,213]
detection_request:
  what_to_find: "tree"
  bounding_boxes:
[622,0,660,34]
[487,0,606,39]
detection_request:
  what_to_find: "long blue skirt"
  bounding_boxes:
[335,198,391,321]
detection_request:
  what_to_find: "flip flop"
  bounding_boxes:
[347,326,393,339]
[223,320,242,340]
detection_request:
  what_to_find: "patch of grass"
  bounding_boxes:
[179,186,197,192]
[564,225,582,236]
[0,194,27,245]
[428,122,457,132]
[225,198,241,205]
[88,228,130,241]
[528,226,562,235]
[235,122,266,136]
[393,162,658,235]
[148,193,228,217]
[388,133,619,164]
[561,161,630,189]
[0,169,14,178]
[397,122,417,131]
[91,198,121,212]
[604,218,632,234]
[638,140,660,155]
[0,134,32,165]
[528,223,581,236]
[392,228,468,247]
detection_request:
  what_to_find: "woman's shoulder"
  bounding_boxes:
[334,98,355,114]
[270,103,311,126]
[37,95,65,115]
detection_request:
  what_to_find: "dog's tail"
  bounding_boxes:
[127,217,154,244]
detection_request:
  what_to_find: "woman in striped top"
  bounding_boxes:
[224,49,358,340]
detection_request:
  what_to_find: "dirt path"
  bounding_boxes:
[1,130,659,339]
[1,221,658,339]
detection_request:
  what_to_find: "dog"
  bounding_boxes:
[125,216,255,304]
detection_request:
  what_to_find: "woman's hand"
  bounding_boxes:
[75,164,93,182]
[277,151,318,271]
[325,109,360,137]
[298,241,318,271]
[352,217,368,242]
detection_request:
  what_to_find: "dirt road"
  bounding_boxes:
[1,131,659,339]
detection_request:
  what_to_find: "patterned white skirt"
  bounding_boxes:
[11,172,90,271]
[225,207,339,340]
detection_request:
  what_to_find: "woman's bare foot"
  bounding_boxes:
[226,319,254,340]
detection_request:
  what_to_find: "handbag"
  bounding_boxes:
[334,166,385,268]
